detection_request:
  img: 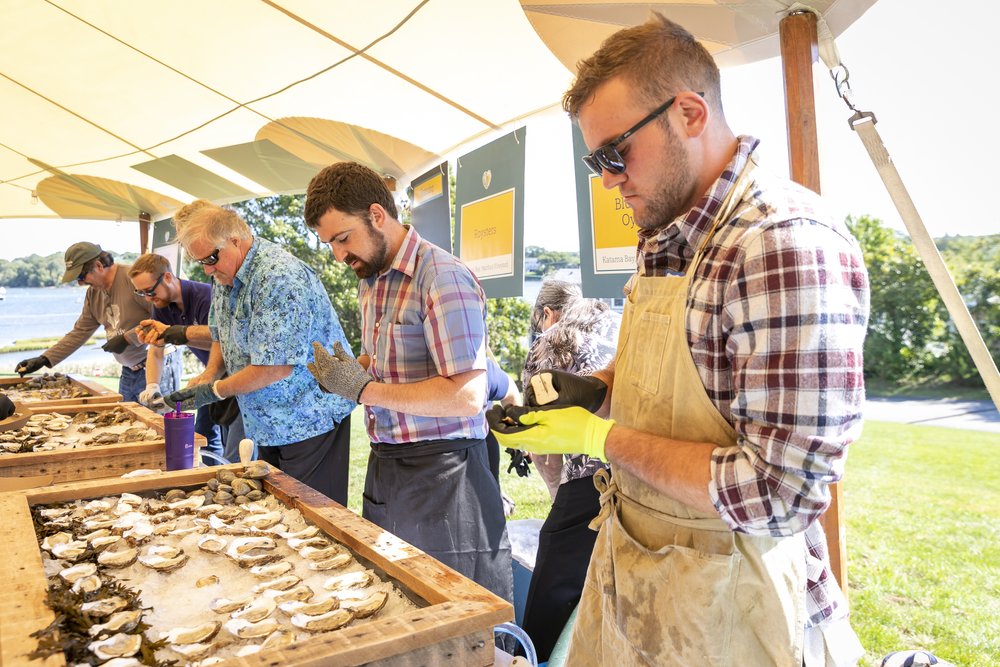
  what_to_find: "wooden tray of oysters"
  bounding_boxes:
[1,464,512,667]
[0,403,205,487]
[1,373,121,408]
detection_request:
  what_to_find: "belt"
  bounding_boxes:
[126,361,146,372]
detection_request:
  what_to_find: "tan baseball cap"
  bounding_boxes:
[61,242,102,283]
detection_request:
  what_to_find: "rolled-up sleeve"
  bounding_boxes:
[708,220,870,536]
[422,267,487,378]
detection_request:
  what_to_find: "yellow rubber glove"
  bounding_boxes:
[489,405,614,461]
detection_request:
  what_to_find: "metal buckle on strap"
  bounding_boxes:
[127,361,146,372]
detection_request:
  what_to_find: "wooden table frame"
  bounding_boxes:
[0,464,513,666]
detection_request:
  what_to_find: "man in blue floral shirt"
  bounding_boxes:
[168,200,355,503]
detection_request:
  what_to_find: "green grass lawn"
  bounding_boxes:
[845,421,999,666]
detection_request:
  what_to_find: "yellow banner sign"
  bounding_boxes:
[412,173,444,207]
[589,174,638,274]
[460,189,515,279]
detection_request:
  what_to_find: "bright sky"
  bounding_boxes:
[0,0,994,260]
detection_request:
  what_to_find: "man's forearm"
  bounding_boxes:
[361,370,486,417]
[604,424,717,514]
[215,364,293,398]
[183,325,214,350]
[144,346,165,385]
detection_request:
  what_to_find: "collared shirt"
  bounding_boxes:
[152,279,212,365]
[358,226,488,444]
[633,136,870,627]
[208,237,355,447]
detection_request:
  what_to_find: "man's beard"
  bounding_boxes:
[346,230,389,279]
[635,126,698,231]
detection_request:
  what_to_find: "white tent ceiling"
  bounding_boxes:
[1,0,875,223]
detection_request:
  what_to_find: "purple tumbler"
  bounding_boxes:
[163,411,195,470]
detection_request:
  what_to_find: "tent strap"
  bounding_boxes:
[797,4,1000,412]
[850,108,1000,413]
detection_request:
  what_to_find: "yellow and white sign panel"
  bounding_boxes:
[460,188,515,279]
[589,174,638,274]
[412,173,444,207]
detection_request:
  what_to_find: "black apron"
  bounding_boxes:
[363,437,513,602]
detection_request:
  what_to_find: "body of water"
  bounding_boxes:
[0,286,108,372]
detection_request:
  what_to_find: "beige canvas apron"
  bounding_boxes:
[567,159,807,666]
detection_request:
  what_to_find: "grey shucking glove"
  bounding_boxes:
[160,325,189,345]
[308,341,371,402]
[523,369,608,413]
[101,333,129,354]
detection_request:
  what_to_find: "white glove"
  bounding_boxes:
[138,383,168,414]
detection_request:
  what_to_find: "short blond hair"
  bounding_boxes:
[128,253,172,279]
[174,199,253,250]
[563,13,723,118]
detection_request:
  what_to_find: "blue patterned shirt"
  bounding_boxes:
[208,237,355,446]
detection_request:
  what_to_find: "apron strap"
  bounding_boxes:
[588,467,619,531]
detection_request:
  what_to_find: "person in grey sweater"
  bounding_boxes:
[15,242,179,402]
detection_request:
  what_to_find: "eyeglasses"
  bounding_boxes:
[581,92,704,176]
[76,263,95,284]
[133,273,165,297]
[194,247,222,266]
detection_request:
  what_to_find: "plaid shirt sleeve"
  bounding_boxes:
[708,219,870,537]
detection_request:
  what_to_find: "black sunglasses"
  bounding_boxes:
[194,247,222,266]
[133,272,165,297]
[582,92,705,176]
[76,265,93,284]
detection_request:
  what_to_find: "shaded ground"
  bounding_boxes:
[865,397,1000,433]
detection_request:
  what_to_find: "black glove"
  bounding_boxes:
[101,333,129,354]
[505,447,533,477]
[16,355,50,376]
[486,403,539,435]
[0,393,14,420]
[160,325,189,345]
[524,369,608,413]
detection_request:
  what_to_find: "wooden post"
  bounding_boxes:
[139,211,151,253]
[779,10,848,596]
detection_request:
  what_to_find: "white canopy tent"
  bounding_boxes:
[2,0,875,227]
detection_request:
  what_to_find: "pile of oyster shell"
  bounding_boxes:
[33,464,412,666]
[0,406,158,455]
[5,372,89,402]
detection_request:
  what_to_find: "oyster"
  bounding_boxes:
[231,596,277,623]
[243,511,282,531]
[290,608,353,632]
[197,575,220,588]
[252,574,301,593]
[249,560,293,579]
[160,621,222,645]
[287,536,329,551]
[59,562,97,583]
[210,595,252,614]
[72,574,102,594]
[90,633,142,661]
[88,609,143,636]
[260,629,297,649]
[299,545,342,561]
[168,495,206,511]
[138,545,189,571]
[340,590,389,619]
[278,597,339,617]
[242,461,270,478]
[308,552,353,571]
[224,617,280,639]
[323,570,375,592]
[273,584,314,604]
[97,544,139,568]
[40,531,73,552]
[50,539,89,561]
[80,596,129,618]
[197,535,227,553]
[169,642,214,660]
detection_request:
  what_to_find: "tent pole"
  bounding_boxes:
[139,211,150,254]
[779,10,849,597]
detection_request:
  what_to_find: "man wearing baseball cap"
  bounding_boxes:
[15,241,180,402]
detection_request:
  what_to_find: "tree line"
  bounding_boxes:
[4,203,996,388]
